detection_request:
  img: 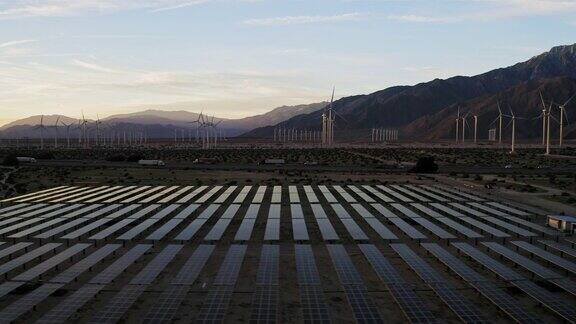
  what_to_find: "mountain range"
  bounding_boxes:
[3,43,576,142]
[0,102,327,138]
[244,43,576,141]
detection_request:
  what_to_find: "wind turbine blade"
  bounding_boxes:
[563,93,576,107]
[539,91,546,110]
[497,101,502,115]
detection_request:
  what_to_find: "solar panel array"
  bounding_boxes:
[0,183,572,322]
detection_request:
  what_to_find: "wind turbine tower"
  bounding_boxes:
[455,108,460,143]
[558,93,575,148]
[473,115,478,144]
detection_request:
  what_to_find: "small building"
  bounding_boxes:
[138,160,165,166]
[547,215,576,233]
[16,157,37,163]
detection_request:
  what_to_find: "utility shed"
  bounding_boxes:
[547,215,576,233]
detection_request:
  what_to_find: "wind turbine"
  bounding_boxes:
[557,93,575,148]
[455,107,460,143]
[539,91,548,146]
[461,112,468,143]
[51,116,60,148]
[473,114,478,144]
[60,120,74,149]
[34,115,47,149]
[497,101,503,144]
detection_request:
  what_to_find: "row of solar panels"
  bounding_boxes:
[1,183,503,206]
[0,241,573,323]
[0,200,550,242]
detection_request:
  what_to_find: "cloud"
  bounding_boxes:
[149,0,211,12]
[0,39,37,48]
[387,0,576,24]
[243,13,364,26]
[387,15,454,23]
[71,59,120,73]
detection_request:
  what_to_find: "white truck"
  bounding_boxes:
[16,157,37,163]
[138,159,165,166]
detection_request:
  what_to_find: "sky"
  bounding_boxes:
[0,0,575,125]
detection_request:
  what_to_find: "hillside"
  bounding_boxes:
[243,43,576,140]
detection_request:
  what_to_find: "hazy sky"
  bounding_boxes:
[0,0,575,125]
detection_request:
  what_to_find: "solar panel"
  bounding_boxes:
[130,245,182,284]
[438,186,485,201]
[326,245,383,322]
[329,204,369,240]
[346,185,375,202]
[431,203,509,238]
[0,244,121,322]
[89,244,152,284]
[34,204,122,239]
[61,204,141,239]
[0,281,25,299]
[49,186,113,202]
[390,185,430,202]
[0,242,34,260]
[249,245,280,323]
[19,187,88,202]
[419,185,463,201]
[0,243,60,277]
[451,242,525,281]
[117,204,180,240]
[79,186,137,203]
[487,202,530,216]
[0,282,66,322]
[142,285,193,323]
[404,184,448,202]
[170,245,215,285]
[311,205,339,240]
[271,185,282,203]
[387,216,426,239]
[213,185,238,203]
[0,204,82,236]
[195,245,247,323]
[318,185,337,203]
[9,204,103,239]
[256,245,279,285]
[295,245,321,285]
[377,185,412,202]
[0,203,30,214]
[0,186,68,202]
[176,185,208,203]
[4,203,63,221]
[139,185,180,203]
[512,280,576,322]
[252,186,267,203]
[358,244,438,323]
[88,204,160,240]
[539,240,576,258]
[88,284,147,324]
[303,185,319,203]
[233,186,253,203]
[332,185,356,202]
[481,242,563,280]
[391,243,487,323]
[158,185,194,203]
[121,186,166,203]
[292,218,309,241]
[89,245,182,323]
[264,204,281,241]
[361,185,394,202]
[49,244,121,283]
[13,243,90,281]
[37,284,105,324]
[172,205,217,241]
[295,245,330,323]
[145,204,200,240]
[196,185,224,203]
[289,185,300,203]
[38,246,149,322]
[102,186,152,203]
[0,203,47,219]
[235,204,260,241]
[411,203,482,238]
[511,241,576,275]
[204,204,240,240]
[391,203,455,239]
